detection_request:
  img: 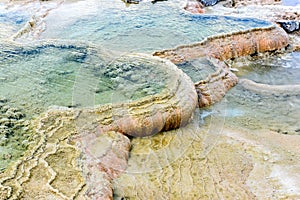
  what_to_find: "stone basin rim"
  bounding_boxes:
[0,41,198,137]
[152,25,276,57]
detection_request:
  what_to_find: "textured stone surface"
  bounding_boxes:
[154,26,289,63]
[195,60,238,107]
[0,99,31,172]
[154,26,288,107]
[0,108,130,200]
[113,115,300,199]
[80,131,130,200]
[1,1,298,199]
[91,54,197,137]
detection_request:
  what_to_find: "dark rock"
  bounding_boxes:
[0,98,8,103]
[151,0,168,4]
[199,0,220,6]
[277,20,300,33]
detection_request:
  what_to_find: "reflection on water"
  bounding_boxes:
[282,0,300,6]
[0,43,172,118]
[41,0,272,52]
[0,44,90,117]
[179,52,300,135]
[224,53,300,135]
[234,52,300,85]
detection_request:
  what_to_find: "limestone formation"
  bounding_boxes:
[1,1,298,199]
[79,53,198,137]
[195,60,238,107]
[0,107,130,200]
[153,26,289,63]
[0,99,31,172]
[154,26,288,107]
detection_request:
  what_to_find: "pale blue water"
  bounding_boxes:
[41,0,272,52]
[0,4,28,27]
[202,53,300,135]
[235,52,300,85]
[282,0,300,6]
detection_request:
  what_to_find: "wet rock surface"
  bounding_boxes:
[113,113,300,199]
[154,26,288,107]
[195,60,238,107]
[154,26,289,63]
[0,108,131,200]
[0,98,32,172]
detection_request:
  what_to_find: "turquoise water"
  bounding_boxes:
[235,52,300,85]
[0,43,90,117]
[190,53,300,135]
[282,0,300,6]
[42,0,272,52]
[0,7,27,26]
[0,3,30,39]
[0,43,172,118]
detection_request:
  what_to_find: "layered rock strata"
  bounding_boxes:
[153,26,289,63]
[154,26,289,107]
[195,60,238,107]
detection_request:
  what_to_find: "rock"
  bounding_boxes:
[153,26,289,63]
[80,131,131,200]
[199,0,219,6]
[83,53,198,137]
[0,97,8,103]
[151,0,168,3]
[5,110,25,120]
[154,26,289,107]
[195,59,238,107]
[277,20,300,33]
[184,1,205,14]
